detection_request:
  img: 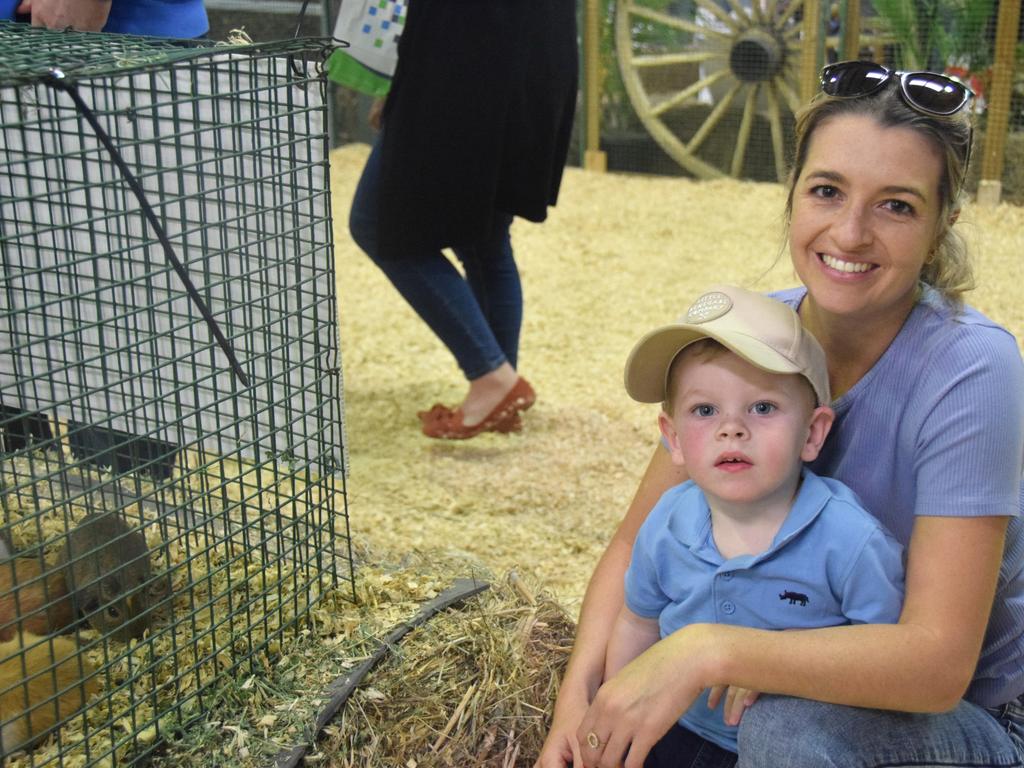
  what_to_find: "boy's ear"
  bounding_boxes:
[801,405,835,462]
[658,410,686,467]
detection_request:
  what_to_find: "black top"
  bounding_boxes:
[377,0,578,258]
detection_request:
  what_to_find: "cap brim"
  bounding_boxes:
[624,324,803,403]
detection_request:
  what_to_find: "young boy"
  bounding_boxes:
[607,285,905,764]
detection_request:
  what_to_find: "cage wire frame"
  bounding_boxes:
[0,23,355,766]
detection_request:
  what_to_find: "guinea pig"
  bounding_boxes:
[0,556,74,642]
[0,632,97,756]
[61,513,168,642]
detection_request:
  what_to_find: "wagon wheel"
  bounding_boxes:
[615,0,805,182]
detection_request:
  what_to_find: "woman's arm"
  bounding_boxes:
[575,514,1009,768]
[534,445,688,768]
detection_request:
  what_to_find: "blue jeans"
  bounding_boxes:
[348,138,520,380]
[645,724,736,768]
[735,695,1024,767]
[643,696,1024,768]
[989,696,1024,759]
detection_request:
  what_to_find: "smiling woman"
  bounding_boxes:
[788,116,949,398]
[538,62,1024,768]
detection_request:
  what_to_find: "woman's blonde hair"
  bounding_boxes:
[784,84,975,306]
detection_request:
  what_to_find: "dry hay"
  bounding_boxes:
[141,542,573,768]
[0,447,339,767]
[319,556,573,767]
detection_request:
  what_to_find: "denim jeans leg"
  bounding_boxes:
[452,212,521,369]
[991,696,1024,760]
[737,695,1023,768]
[348,136,385,258]
[349,138,507,380]
[644,724,737,768]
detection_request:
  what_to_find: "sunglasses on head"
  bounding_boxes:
[820,61,974,116]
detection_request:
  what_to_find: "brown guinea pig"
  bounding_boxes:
[61,513,168,642]
[0,556,74,642]
[0,632,97,756]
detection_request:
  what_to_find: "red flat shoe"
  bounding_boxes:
[417,403,453,424]
[421,378,535,440]
[492,411,523,433]
[420,406,521,434]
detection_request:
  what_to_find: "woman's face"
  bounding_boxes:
[789,114,945,326]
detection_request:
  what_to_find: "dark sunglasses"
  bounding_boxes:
[820,61,974,116]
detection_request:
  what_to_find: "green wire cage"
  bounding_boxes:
[0,22,354,766]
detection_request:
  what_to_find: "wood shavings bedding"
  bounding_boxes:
[329,143,1024,616]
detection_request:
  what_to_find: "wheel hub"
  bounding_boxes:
[729,28,784,82]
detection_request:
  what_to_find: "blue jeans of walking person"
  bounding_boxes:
[645,694,1024,767]
[348,138,520,380]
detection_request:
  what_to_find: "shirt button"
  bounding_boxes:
[721,571,734,580]
[722,601,736,615]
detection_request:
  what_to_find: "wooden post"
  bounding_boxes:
[977,0,1021,206]
[841,0,862,61]
[584,0,607,172]
[799,0,824,104]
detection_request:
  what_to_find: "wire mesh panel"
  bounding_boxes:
[0,23,354,766]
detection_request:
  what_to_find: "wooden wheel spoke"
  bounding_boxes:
[775,74,802,113]
[633,50,718,69]
[764,82,788,182]
[783,23,803,40]
[749,0,768,26]
[731,85,759,177]
[693,0,743,34]
[775,0,804,27]
[626,3,732,40]
[723,0,754,24]
[687,81,743,153]
[651,69,731,116]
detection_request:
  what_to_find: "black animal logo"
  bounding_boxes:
[779,590,809,606]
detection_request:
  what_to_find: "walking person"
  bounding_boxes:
[348,0,578,440]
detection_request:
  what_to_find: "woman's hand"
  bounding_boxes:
[534,688,586,768]
[707,684,759,726]
[575,629,713,768]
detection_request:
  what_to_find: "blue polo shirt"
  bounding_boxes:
[625,468,905,752]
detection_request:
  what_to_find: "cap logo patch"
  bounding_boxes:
[686,291,732,324]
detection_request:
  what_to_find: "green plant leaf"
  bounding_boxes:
[873,0,922,69]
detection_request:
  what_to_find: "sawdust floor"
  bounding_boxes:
[329,143,1024,617]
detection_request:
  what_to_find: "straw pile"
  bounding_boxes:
[139,541,572,768]
[319,557,574,766]
[0,447,340,768]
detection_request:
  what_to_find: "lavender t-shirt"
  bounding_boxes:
[773,286,1024,707]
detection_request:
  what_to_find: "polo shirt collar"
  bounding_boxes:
[671,468,832,568]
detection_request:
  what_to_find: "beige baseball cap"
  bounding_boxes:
[624,285,830,406]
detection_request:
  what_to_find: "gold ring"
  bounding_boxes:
[587,731,601,749]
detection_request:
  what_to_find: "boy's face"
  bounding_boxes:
[659,348,833,510]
